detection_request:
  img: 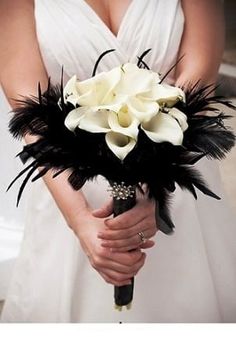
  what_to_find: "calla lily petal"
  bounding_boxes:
[127,96,159,123]
[144,83,185,107]
[142,112,184,145]
[108,109,139,139]
[116,63,161,96]
[63,75,79,107]
[64,107,88,132]
[77,67,121,105]
[168,108,188,131]
[79,109,110,133]
[105,132,136,160]
[76,88,98,107]
[91,101,124,114]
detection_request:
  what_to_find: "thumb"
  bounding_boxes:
[92,199,113,218]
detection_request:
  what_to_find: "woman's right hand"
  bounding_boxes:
[71,209,147,287]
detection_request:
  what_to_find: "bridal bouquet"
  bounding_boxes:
[8,50,235,309]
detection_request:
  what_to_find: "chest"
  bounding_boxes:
[84,0,133,36]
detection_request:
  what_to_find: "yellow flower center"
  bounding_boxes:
[118,107,131,127]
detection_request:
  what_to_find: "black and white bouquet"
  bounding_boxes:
[8,50,235,309]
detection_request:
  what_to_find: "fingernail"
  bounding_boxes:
[97,232,104,239]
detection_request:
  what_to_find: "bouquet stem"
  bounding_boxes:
[109,182,136,310]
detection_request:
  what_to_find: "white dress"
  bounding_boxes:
[1,0,236,323]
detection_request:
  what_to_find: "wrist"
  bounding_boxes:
[66,203,92,233]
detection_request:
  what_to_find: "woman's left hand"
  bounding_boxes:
[93,195,158,252]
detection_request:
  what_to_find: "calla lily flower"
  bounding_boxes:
[142,83,185,107]
[64,107,88,132]
[105,132,136,160]
[63,67,122,108]
[168,107,188,132]
[107,107,139,139]
[78,109,111,133]
[115,63,161,96]
[141,112,185,145]
[127,96,159,123]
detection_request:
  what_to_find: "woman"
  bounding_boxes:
[0,0,236,322]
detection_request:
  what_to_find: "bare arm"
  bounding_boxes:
[175,0,225,86]
[0,0,92,227]
[0,0,146,286]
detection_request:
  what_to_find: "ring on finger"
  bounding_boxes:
[137,231,147,244]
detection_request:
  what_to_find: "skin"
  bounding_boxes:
[0,0,224,286]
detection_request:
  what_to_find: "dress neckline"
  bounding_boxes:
[81,0,135,39]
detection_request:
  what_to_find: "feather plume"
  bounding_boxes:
[7,61,236,232]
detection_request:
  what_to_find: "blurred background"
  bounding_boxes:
[0,0,236,316]
[218,0,236,214]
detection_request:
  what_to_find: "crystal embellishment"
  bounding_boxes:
[108,182,135,200]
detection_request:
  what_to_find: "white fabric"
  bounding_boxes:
[0,87,25,300]
[1,0,236,323]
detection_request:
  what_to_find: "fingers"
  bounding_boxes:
[96,197,158,251]
[96,252,146,286]
[100,231,156,250]
[90,249,144,273]
[92,199,113,218]
[86,198,157,286]
[105,198,156,230]
[104,206,145,230]
[99,271,132,287]
[102,239,155,253]
[102,248,144,267]
[98,218,157,251]
[98,220,157,241]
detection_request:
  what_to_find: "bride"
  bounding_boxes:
[0,0,236,322]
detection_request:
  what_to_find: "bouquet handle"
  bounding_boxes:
[109,182,136,310]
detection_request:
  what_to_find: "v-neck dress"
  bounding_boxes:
[1,0,236,323]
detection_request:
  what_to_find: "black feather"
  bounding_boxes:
[7,67,235,232]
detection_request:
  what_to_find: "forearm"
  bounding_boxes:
[23,137,91,229]
[175,0,225,86]
[41,170,91,228]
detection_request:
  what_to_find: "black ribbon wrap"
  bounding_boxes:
[109,182,136,309]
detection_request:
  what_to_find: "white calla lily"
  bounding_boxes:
[105,132,136,160]
[141,112,184,145]
[127,96,159,123]
[116,63,161,96]
[77,67,122,106]
[143,83,185,107]
[63,67,122,108]
[168,107,188,132]
[108,108,139,139]
[78,109,111,133]
[64,107,88,132]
